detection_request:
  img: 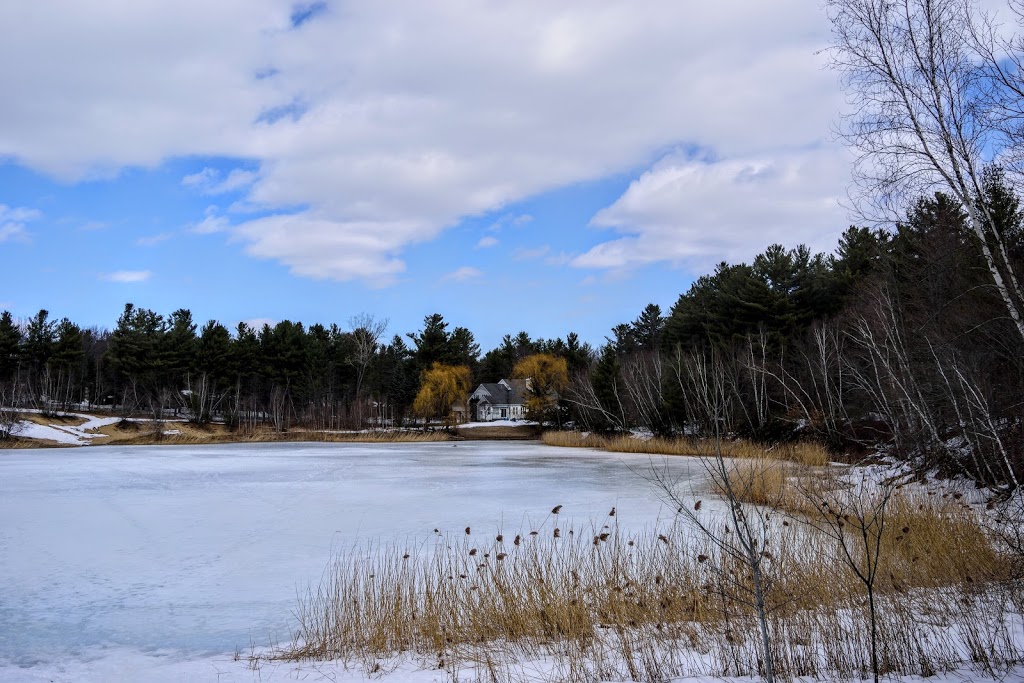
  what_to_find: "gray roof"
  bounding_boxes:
[473,379,530,405]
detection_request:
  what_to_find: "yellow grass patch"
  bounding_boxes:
[542,431,830,466]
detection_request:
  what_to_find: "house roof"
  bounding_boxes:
[472,378,530,405]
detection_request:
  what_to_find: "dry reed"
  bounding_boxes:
[268,487,1022,682]
[541,431,830,466]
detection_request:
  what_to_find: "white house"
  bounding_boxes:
[469,378,530,421]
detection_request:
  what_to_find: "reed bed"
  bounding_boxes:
[268,488,1022,682]
[541,431,830,466]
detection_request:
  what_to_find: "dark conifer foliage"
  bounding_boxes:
[2,179,1023,486]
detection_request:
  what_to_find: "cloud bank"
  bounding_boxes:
[0,0,846,282]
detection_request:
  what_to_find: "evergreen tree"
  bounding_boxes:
[0,311,21,383]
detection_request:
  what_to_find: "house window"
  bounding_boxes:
[501,408,507,418]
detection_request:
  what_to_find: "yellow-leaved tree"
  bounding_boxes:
[412,362,472,427]
[512,353,568,426]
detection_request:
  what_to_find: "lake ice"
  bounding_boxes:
[0,440,702,673]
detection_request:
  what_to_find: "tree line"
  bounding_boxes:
[1,168,1021,486]
[0,304,595,434]
[3,0,1024,491]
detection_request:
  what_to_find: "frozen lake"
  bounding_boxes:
[0,440,702,673]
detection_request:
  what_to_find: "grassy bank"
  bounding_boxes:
[541,430,831,466]
[98,422,454,446]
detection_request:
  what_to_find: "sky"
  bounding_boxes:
[0,0,853,350]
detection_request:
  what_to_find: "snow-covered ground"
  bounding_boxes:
[457,419,537,428]
[10,411,177,445]
[0,441,696,682]
[2,441,1020,683]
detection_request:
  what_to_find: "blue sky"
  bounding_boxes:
[0,1,853,350]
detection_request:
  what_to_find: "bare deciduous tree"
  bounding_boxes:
[829,0,1024,341]
[797,471,900,683]
[649,357,778,683]
[348,313,388,427]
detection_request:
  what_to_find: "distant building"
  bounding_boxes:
[469,378,530,421]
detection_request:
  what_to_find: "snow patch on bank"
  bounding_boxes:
[10,411,181,445]
[458,420,537,429]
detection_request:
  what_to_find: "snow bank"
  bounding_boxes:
[457,419,537,429]
[11,412,180,446]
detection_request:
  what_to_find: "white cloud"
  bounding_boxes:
[442,266,483,282]
[0,1,843,282]
[0,205,40,243]
[136,232,174,246]
[231,213,411,286]
[183,167,257,195]
[476,236,499,248]
[190,211,231,234]
[182,167,219,189]
[101,270,152,283]
[575,146,853,272]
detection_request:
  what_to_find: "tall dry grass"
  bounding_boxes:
[268,487,1022,682]
[541,431,830,466]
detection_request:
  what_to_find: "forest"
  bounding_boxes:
[1,168,1022,489]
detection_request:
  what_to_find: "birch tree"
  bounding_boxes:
[828,0,1024,341]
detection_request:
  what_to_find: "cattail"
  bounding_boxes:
[469,548,477,556]
[496,534,503,542]
[551,505,562,514]
[514,535,521,546]
[694,500,702,511]
[465,526,471,535]
[553,528,561,538]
